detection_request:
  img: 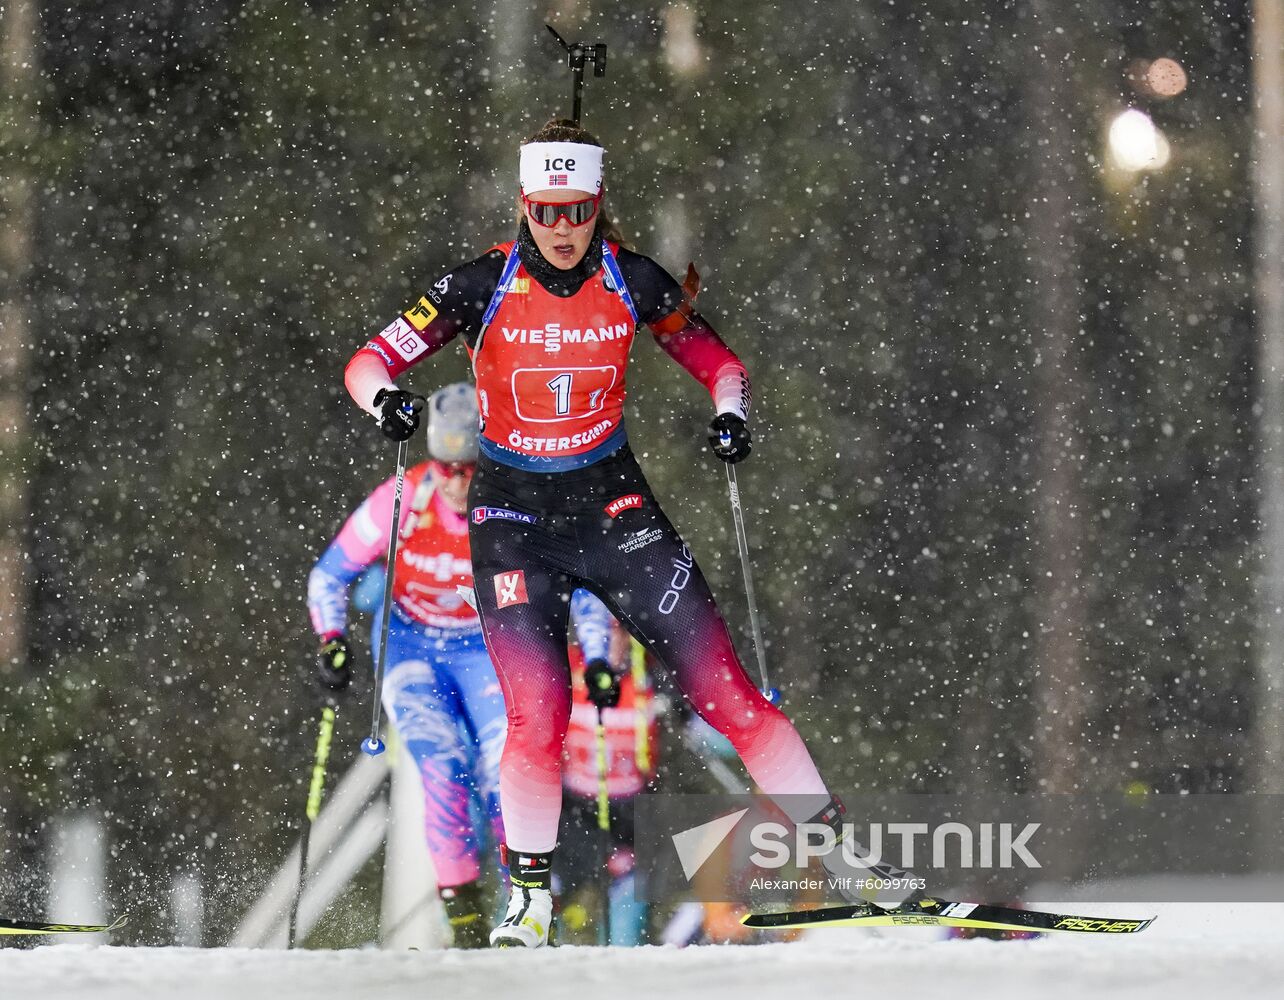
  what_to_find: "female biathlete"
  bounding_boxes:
[344,121,893,947]
[308,382,614,947]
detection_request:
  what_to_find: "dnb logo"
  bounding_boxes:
[494,570,528,609]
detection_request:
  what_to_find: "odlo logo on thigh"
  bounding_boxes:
[494,570,528,609]
[659,545,693,615]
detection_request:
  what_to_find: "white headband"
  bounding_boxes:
[519,141,603,195]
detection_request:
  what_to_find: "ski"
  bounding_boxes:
[742,898,1154,935]
[0,914,127,936]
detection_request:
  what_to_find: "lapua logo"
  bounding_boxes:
[605,494,643,518]
[472,507,538,526]
[494,570,528,609]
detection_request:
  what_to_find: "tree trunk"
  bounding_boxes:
[1023,1,1091,794]
[0,0,39,930]
[1252,0,1284,796]
[0,0,35,679]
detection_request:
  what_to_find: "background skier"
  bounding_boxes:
[556,621,658,946]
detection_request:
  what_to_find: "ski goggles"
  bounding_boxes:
[429,460,475,480]
[521,192,602,228]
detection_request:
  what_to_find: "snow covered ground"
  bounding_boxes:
[2,903,1280,1000]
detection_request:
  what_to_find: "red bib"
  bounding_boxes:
[393,487,476,629]
[468,242,636,461]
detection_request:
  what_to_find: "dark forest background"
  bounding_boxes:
[0,0,1267,943]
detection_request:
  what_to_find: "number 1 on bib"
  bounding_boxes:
[547,372,573,415]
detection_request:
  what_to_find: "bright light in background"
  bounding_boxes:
[1146,58,1188,98]
[1128,57,1189,100]
[1108,109,1171,172]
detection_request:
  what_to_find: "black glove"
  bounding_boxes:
[373,388,427,442]
[317,635,353,692]
[708,412,751,464]
[584,658,622,709]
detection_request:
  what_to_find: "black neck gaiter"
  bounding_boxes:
[515,219,605,298]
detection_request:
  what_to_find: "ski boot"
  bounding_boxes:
[490,848,555,948]
[808,796,923,911]
[439,880,489,949]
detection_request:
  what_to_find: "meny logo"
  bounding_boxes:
[605,494,643,517]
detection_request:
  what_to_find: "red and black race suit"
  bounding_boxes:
[344,228,825,854]
[467,445,827,852]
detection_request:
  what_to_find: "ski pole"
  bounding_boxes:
[594,704,612,945]
[288,702,336,948]
[718,434,778,701]
[629,639,651,775]
[362,437,410,756]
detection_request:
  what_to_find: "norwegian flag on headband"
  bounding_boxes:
[549,174,568,186]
